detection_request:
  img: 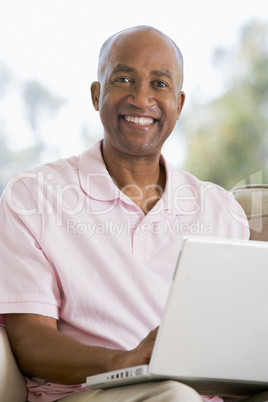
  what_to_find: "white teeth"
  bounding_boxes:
[125,116,154,125]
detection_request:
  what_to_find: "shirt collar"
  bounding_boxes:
[79,140,121,201]
[78,139,179,217]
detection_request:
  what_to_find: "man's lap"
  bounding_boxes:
[58,380,203,402]
[57,381,268,402]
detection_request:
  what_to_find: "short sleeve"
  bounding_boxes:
[0,175,61,325]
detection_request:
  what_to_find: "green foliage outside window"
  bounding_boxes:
[181,21,268,189]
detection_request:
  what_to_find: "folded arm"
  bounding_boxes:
[5,313,157,385]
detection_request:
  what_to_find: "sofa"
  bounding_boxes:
[0,184,267,401]
[0,324,27,401]
[231,184,268,241]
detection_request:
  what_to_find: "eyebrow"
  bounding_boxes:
[111,64,173,81]
[150,69,173,81]
[111,64,136,75]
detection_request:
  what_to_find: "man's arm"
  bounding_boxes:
[5,313,157,385]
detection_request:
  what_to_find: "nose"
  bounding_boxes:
[127,81,156,109]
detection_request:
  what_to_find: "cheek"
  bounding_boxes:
[99,97,115,124]
[99,91,118,112]
[159,100,179,137]
[163,98,179,122]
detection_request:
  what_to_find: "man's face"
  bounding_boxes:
[91,30,185,158]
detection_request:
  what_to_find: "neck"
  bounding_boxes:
[102,143,166,214]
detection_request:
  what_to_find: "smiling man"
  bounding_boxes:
[0,26,251,402]
[92,27,184,157]
[90,27,185,214]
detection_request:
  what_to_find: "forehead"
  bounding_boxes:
[104,30,181,80]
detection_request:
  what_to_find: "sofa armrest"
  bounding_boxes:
[0,325,27,402]
[232,184,268,241]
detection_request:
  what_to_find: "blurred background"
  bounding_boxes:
[0,0,267,195]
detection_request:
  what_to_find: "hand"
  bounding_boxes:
[113,327,159,369]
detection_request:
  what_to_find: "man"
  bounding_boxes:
[0,26,251,401]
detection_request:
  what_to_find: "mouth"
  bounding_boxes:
[122,115,156,126]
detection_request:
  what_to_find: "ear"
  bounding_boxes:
[90,81,101,111]
[176,91,186,120]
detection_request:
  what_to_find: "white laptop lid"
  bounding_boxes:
[149,237,268,391]
[87,237,268,396]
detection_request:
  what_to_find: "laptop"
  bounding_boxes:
[86,237,268,397]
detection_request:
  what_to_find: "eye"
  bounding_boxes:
[114,77,132,84]
[153,80,168,88]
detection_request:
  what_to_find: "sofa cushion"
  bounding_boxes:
[0,325,27,402]
[232,185,268,241]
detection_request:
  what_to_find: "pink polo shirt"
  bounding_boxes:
[0,140,249,401]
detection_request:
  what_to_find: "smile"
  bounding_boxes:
[124,116,154,126]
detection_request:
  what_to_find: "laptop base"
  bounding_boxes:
[87,364,268,397]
